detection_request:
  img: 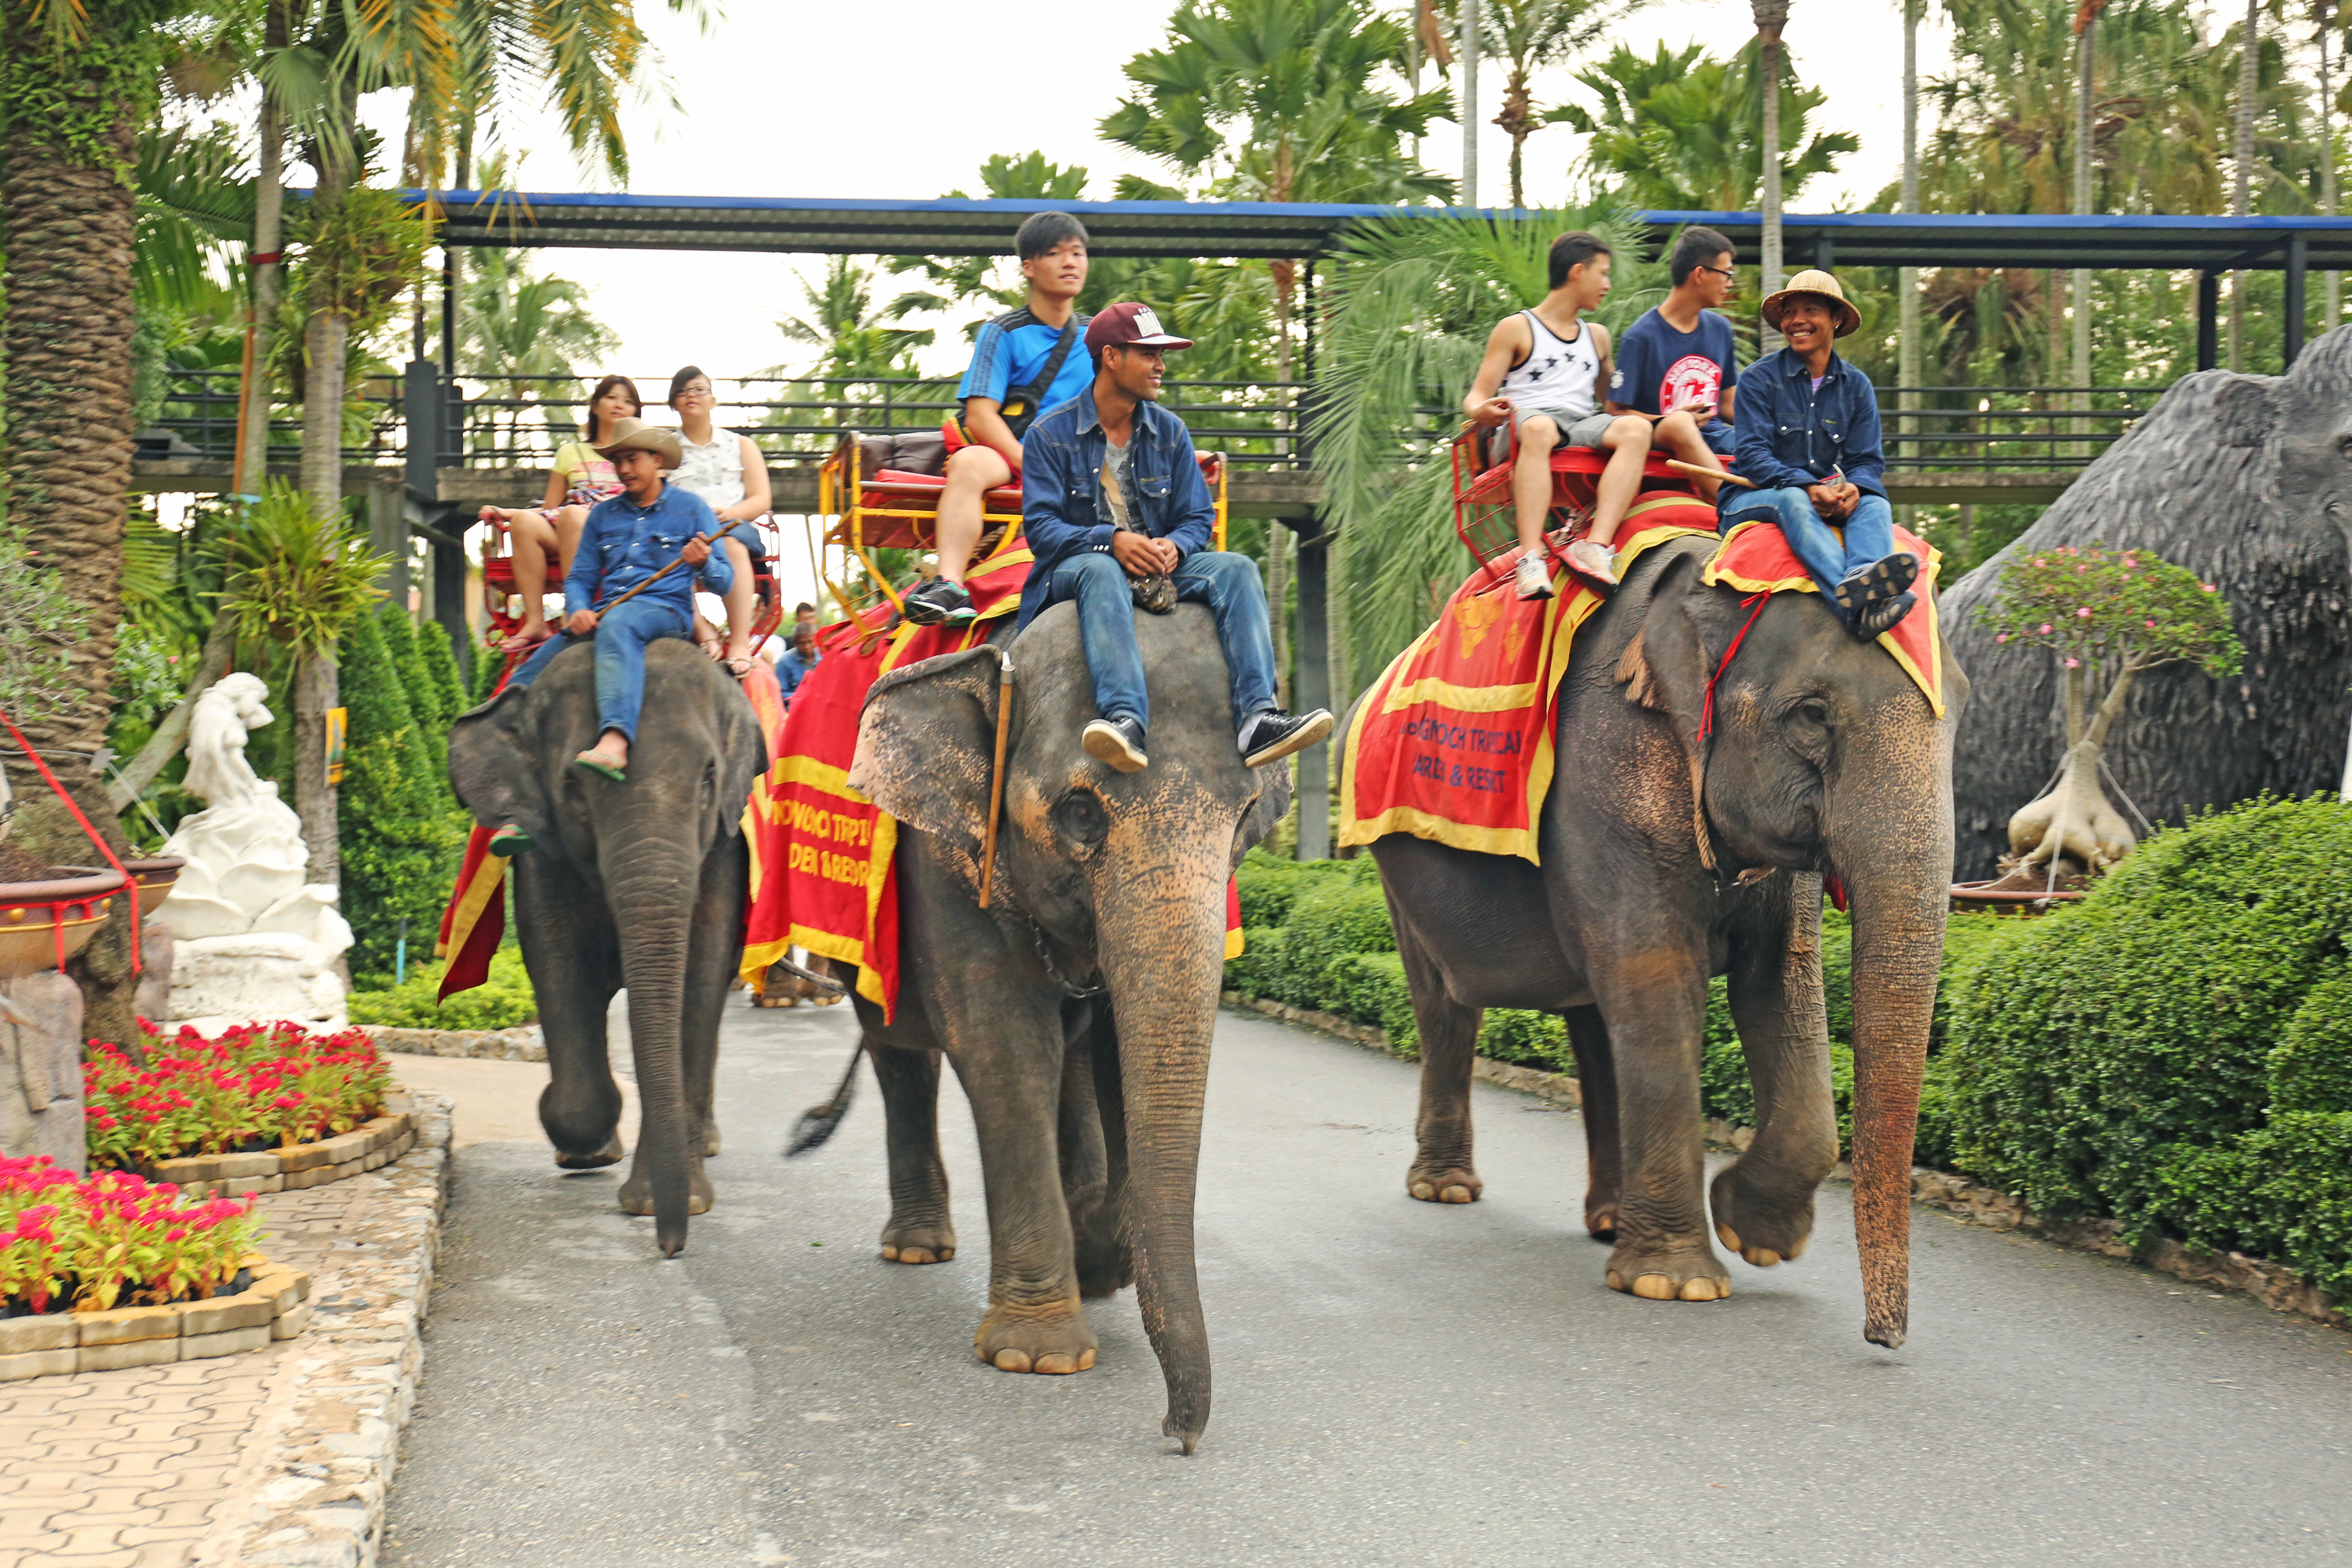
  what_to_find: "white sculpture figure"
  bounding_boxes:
[158,673,351,1036]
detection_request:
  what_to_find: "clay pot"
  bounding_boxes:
[0,870,130,980]
[1949,879,2085,918]
[58,856,185,918]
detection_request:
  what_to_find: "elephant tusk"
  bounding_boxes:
[978,647,1016,910]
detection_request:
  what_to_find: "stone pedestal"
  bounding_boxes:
[135,915,174,1026]
[168,933,350,1039]
[0,971,87,1171]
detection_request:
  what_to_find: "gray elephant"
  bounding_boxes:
[448,641,767,1257]
[837,601,1286,1454]
[1356,535,1967,1346]
[1941,327,2352,878]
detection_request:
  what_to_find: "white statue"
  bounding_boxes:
[159,673,351,1036]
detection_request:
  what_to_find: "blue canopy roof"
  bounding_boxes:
[1641,210,2352,270]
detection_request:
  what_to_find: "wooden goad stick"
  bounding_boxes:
[1664,457,1756,490]
[977,646,1016,910]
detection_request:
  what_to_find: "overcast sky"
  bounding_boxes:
[356,0,1958,383]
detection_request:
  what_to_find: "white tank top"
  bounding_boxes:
[672,428,747,511]
[1500,310,1600,419]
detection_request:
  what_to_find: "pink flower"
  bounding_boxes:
[2145,619,2156,629]
[2039,623,2054,635]
[1996,633,2010,643]
[2065,657,2080,668]
[2078,607,2092,618]
[2202,584,2217,593]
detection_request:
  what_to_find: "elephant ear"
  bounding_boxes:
[711,685,769,842]
[1231,748,1293,870]
[1615,551,1725,872]
[449,685,552,846]
[849,646,1005,852]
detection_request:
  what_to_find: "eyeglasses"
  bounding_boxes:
[1698,264,1738,285]
[679,385,714,398]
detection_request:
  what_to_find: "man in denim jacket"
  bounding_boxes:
[1018,302,1331,774]
[1723,270,1919,638]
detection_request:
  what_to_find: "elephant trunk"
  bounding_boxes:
[1093,853,1230,1455]
[609,832,702,1258]
[1828,751,1954,1350]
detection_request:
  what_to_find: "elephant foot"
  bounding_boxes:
[1708,1163,1815,1269]
[554,1131,624,1171]
[1584,1199,1619,1242]
[974,1304,1097,1376]
[1407,1160,1483,1205]
[880,1218,956,1265]
[1604,1239,1731,1303]
[704,1120,722,1158]
[619,1165,715,1217]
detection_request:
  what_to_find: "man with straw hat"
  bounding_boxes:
[492,416,735,824]
[1724,270,1918,638]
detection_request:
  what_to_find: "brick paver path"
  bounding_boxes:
[1,1158,422,1568]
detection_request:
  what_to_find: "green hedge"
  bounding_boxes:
[347,946,538,1031]
[1228,800,2352,1307]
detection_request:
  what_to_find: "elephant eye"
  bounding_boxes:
[1786,697,1833,737]
[1054,790,1109,847]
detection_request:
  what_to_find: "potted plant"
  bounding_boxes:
[1962,543,2243,909]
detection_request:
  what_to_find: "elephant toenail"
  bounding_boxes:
[1440,1185,1473,1204]
[1631,1274,1677,1300]
[880,1245,900,1261]
[992,1348,1033,1373]
[1744,1247,1782,1268]
[1409,1181,1436,1201]
[1606,1270,1626,1293]
[1034,1354,1078,1374]
[1679,1278,1727,1301]
[1715,1221,1742,1251]
[1078,1347,1096,1370]
[1783,1236,1807,1261]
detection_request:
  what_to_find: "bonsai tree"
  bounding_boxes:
[1979,543,2243,886]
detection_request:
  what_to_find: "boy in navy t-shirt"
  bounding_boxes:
[904,211,1094,625]
[1608,225,1742,464]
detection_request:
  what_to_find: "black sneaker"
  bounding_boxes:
[1083,716,1149,773]
[1240,708,1335,768]
[1852,589,1918,640]
[903,577,976,626]
[1833,552,1919,618]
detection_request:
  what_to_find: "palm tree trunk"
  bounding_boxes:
[0,38,135,767]
[2321,9,2340,329]
[2072,5,2098,457]
[1459,0,1480,206]
[1898,0,1921,519]
[1754,2,1791,353]
[294,650,340,886]
[2232,0,2258,371]
[1268,525,1291,711]
[237,1,290,492]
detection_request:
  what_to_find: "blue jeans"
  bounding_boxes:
[507,597,694,743]
[1043,550,1278,732]
[1726,486,1896,604]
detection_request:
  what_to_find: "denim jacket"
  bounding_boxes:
[1016,386,1216,630]
[564,482,734,618]
[1726,347,1887,513]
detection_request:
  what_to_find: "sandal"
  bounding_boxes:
[571,750,627,783]
[488,825,535,856]
[724,654,758,678]
[500,627,552,656]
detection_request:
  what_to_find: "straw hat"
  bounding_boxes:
[1760,269,1863,337]
[592,416,683,468]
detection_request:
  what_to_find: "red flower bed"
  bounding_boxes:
[85,1021,393,1172]
[0,1158,258,1314]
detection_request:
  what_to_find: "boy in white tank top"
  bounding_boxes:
[1462,232,1721,599]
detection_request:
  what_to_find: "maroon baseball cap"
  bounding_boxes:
[1084,301,1193,353]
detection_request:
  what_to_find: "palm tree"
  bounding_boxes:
[773,257,937,385]
[457,248,619,453]
[2072,1,2105,445]
[1481,0,1643,208]
[0,0,209,773]
[2320,0,2347,328]
[2233,0,2260,369]
[1900,0,1924,483]
[1754,0,1791,350]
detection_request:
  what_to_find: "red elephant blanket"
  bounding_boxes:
[1340,504,1946,866]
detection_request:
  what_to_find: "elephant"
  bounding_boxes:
[837,601,1287,1454]
[1941,326,2352,878]
[448,640,768,1258]
[1354,534,1967,1347]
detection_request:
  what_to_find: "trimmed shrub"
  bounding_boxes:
[1478,1009,1568,1072]
[2157,1111,2352,1302]
[416,616,470,726]
[1944,796,2352,1231]
[1323,951,1419,1055]
[337,610,465,987]
[2269,961,2352,1113]
[346,947,538,1031]
[1223,925,1287,999]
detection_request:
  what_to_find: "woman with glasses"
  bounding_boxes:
[479,374,642,653]
[667,365,774,676]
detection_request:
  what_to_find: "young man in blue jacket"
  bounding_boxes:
[498,417,733,811]
[1724,270,1919,639]
[1018,302,1332,774]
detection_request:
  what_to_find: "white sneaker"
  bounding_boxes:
[1565,537,1619,588]
[1514,551,1555,600]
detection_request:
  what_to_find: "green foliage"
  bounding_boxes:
[2270,963,2352,1114]
[222,484,388,660]
[2154,1112,2352,1302]
[293,185,431,343]
[0,530,87,728]
[1980,543,2244,683]
[0,0,183,175]
[1478,1009,1568,1072]
[416,616,470,728]
[1944,797,2352,1232]
[336,610,464,987]
[346,947,538,1031]
[1322,951,1420,1055]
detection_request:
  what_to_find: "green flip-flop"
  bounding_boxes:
[488,825,535,856]
[572,752,627,784]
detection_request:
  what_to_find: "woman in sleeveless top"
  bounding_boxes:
[480,374,639,651]
[668,365,774,676]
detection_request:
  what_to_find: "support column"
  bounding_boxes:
[1812,234,1834,272]
[367,482,409,612]
[1293,523,1330,861]
[2196,272,2220,372]
[434,535,470,684]
[2285,234,2309,370]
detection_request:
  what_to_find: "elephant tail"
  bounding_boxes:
[784,1042,864,1156]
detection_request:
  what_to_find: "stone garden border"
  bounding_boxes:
[361,1022,546,1062]
[0,1253,312,1382]
[1222,992,2352,1335]
[140,1095,420,1198]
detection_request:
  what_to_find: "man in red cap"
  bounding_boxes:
[1015,302,1331,774]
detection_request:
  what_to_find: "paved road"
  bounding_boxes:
[384,1000,2352,1568]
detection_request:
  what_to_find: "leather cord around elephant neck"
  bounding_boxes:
[1001,900,1106,999]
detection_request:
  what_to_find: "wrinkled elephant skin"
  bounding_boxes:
[840,601,1287,1453]
[1355,538,1968,1348]
[448,641,767,1258]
